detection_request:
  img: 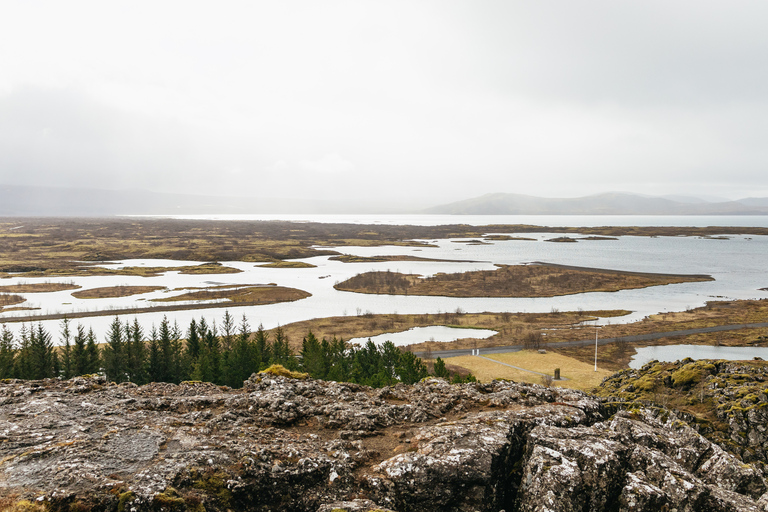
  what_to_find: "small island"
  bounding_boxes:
[334,263,713,298]
[153,284,311,305]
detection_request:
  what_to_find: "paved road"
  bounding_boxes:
[416,322,768,360]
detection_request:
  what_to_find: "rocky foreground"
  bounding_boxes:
[1,370,768,512]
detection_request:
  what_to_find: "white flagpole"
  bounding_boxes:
[594,322,599,372]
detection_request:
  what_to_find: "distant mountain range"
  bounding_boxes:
[0,185,411,216]
[2,186,768,216]
[422,192,768,215]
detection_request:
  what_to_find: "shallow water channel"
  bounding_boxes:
[629,344,768,369]
[347,326,498,347]
[2,224,767,342]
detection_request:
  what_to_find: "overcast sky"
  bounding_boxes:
[1,1,767,205]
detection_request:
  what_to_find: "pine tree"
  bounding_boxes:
[379,341,401,386]
[29,323,55,379]
[126,318,148,384]
[102,317,126,383]
[270,326,295,369]
[351,340,382,386]
[300,331,326,379]
[72,324,88,376]
[432,357,450,379]
[182,318,200,380]
[147,326,162,383]
[59,318,73,380]
[396,351,428,385]
[254,324,269,370]
[202,322,221,384]
[170,321,185,383]
[220,311,235,352]
[14,325,32,379]
[0,325,15,379]
[85,328,100,374]
[224,315,256,388]
[158,317,173,383]
[325,337,350,382]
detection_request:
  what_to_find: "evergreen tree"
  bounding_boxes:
[182,318,200,380]
[254,324,270,370]
[186,319,200,360]
[270,326,295,369]
[0,325,15,379]
[29,323,55,379]
[224,315,256,388]
[202,322,221,384]
[432,357,450,379]
[350,340,382,386]
[59,318,73,379]
[102,317,126,383]
[379,341,401,386]
[126,318,148,384]
[300,331,327,380]
[147,326,162,383]
[325,337,350,382]
[14,325,32,379]
[396,351,428,385]
[158,317,173,382]
[72,324,88,376]
[52,351,61,379]
[85,328,100,374]
[170,321,185,383]
[220,311,235,352]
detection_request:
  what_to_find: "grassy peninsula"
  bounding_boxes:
[334,263,713,298]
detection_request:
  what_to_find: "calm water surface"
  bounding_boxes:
[3,215,767,340]
[629,345,768,369]
[348,326,498,347]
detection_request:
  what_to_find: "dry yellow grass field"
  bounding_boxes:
[447,350,613,391]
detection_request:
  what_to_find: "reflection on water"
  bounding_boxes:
[629,344,768,369]
[348,326,498,347]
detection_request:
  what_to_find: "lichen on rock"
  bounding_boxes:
[0,371,767,511]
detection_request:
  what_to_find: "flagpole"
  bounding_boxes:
[594,322,598,372]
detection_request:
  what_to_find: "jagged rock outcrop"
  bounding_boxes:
[1,373,767,511]
[597,359,768,463]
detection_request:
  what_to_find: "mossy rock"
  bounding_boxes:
[259,364,309,380]
[152,488,186,512]
[4,501,46,512]
[117,491,136,512]
[633,375,658,392]
[190,469,233,507]
[671,361,715,389]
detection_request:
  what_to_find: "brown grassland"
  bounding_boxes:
[272,299,768,390]
[0,294,25,307]
[153,284,311,304]
[0,282,80,293]
[334,264,712,298]
[1,217,765,278]
[447,351,613,391]
[257,261,317,268]
[266,309,628,353]
[71,285,166,299]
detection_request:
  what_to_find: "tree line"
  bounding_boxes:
[0,312,474,387]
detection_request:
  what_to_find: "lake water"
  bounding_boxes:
[629,344,768,369]
[2,215,768,341]
[348,326,498,347]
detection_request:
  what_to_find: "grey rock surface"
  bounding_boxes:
[0,374,766,511]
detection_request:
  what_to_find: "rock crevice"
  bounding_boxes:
[0,373,766,511]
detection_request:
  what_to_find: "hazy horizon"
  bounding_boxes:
[3,1,768,205]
